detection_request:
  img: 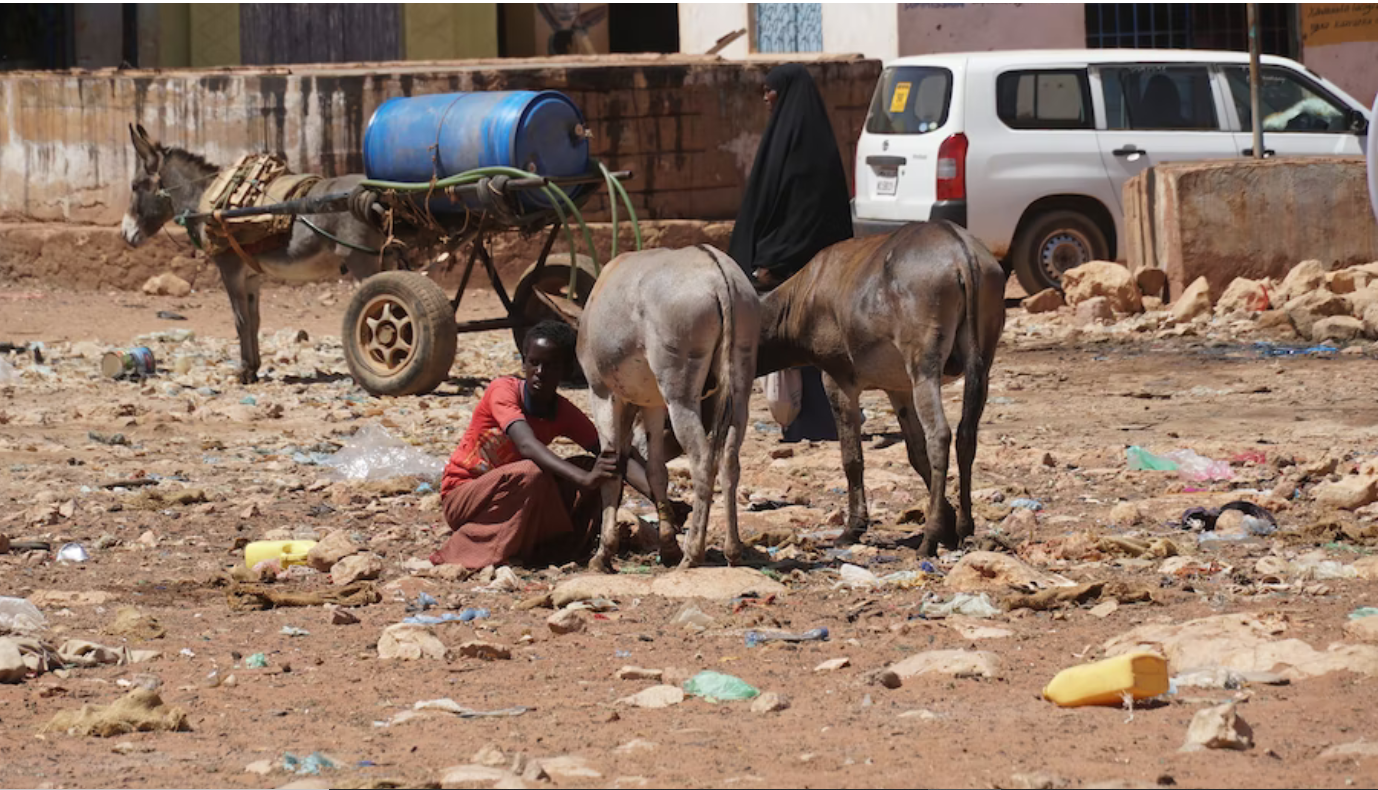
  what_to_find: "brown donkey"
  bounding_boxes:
[756,221,1006,556]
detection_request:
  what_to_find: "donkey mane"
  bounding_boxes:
[161,146,220,176]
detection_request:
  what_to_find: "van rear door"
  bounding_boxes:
[854,65,958,226]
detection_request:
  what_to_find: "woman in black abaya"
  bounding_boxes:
[730,63,854,443]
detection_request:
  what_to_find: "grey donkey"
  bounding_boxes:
[755,221,1007,556]
[121,124,386,384]
[577,245,761,571]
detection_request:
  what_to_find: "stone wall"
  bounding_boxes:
[0,54,878,227]
[1125,158,1378,300]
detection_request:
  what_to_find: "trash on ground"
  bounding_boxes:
[1181,702,1253,752]
[283,752,339,775]
[1180,501,1277,534]
[245,653,269,668]
[1042,652,1169,707]
[321,424,444,482]
[56,542,90,564]
[833,563,926,590]
[244,539,318,570]
[683,671,760,702]
[745,627,828,648]
[403,607,490,626]
[1127,446,1234,481]
[0,597,47,635]
[225,581,380,611]
[384,698,531,726]
[919,592,1002,619]
[280,626,310,637]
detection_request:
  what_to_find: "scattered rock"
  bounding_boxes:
[308,530,362,572]
[1343,615,1378,643]
[458,641,512,661]
[886,649,1003,680]
[616,685,685,709]
[1062,261,1143,314]
[28,590,117,607]
[1311,315,1364,342]
[537,755,602,780]
[1074,296,1115,326]
[1353,555,1378,581]
[814,657,851,672]
[1327,267,1376,294]
[1170,276,1212,323]
[1284,290,1350,339]
[1278,259,1330,303]
[0,639,28,683]
[245,759,274,776]
[1001,772,1069,790]
[440,764,526,790]
[551,575,654,607]
[141,273,192,297]
[614,738,659,754]
[1022,288,1065,314]
[1314,475,1378,510]
[615,666,663,681]
[107,607,165,640]
[472,744,507,767]
[945,551,1075,593]
[1216,277,1272,315]
[1181,702,1253,752]
[648,567,789,600]
[329,608,360,626]
[750,691,790,713]
[1109,501,1142,526]
[377,623,447,661]
[546,608,586,635]
[1317,740,1378,761]
[330,552,383,585]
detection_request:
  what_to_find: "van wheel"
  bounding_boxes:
[1011,210,1109,294]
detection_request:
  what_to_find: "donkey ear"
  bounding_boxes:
[130,123,160,173]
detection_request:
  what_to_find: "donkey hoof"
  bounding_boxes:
[835,529,865,547]
[658,538,684,568]
[589,553,616,575]
[676,554,702,571]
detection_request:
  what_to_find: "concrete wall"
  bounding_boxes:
[0,55,878,227]
[678,3,752,57]
[823,3,900,62]
[1124,158,1378,300]
[897,3,1085,55]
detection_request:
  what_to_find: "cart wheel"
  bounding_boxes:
[511,253,598,352]
[343,271,457,397]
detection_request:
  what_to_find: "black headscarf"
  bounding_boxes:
[728,64,854,283]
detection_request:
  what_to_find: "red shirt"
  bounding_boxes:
[440,376,600,498]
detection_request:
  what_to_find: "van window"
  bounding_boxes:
[1224,66,1349,133]
[996,70,1092,130]
[865,66,952,135]
[1100,65,1219,131]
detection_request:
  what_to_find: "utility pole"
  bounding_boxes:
[1248,3,1264,159]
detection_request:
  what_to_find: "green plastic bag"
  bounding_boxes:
[683,671,759,702]
[1126,446,1177,472]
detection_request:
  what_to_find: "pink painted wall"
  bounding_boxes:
[897,3,1085,56]
[1303,42,1378,108]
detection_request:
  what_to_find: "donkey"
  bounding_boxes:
[577,245,760,571]
[757,221,1006,557]
[121,124,386,384]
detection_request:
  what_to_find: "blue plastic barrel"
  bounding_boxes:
[363,91,591,212]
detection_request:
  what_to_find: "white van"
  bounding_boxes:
[851,49,1372,295]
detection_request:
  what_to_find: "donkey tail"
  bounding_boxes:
[699,244,738,484]
[940,222,990,414]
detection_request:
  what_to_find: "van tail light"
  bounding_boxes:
[936,132,968,201]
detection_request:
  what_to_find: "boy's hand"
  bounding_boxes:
[581,452,619,490]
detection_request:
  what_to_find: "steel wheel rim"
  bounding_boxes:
[1038,229,1093,282]
[356,294,417,377]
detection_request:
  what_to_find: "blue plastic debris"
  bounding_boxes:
[282,752,338,775]
[1009,498,1044,511]
[745,627,829,648]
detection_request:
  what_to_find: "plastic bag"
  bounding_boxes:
[0,358,16,384]
[0,597,46,635]
[322,424,445,482]
[763,368,802,429]
[919,592,1002,619]
[683,671,759,702]
[1126,446,1233,482]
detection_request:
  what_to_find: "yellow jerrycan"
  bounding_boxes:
[243,540,317,570]
[1042,651,1169,707]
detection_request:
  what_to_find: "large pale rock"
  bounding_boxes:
[887,649,1003,680]
[1216,277,1271,315]
[1021,288,1064,314]
[615,685,685,709]
[1285,290,1351,338]
[1062,261,1143,314]
[1180,702,1253,752]
[377,623,447,661]
[946,551,1075,593]
[1314,475,1378,510]
[1343,615,1378,643]
[141,273,192,297]
[1311,315,1364,342]
[750,691,791,713]
[546,608,586,635]
[331,552,383,585]
[1074,296,1114,325]
[1353,555,1378,580]
[1347,285,1378,319]
[440,764,526,790]
[647,567,788,600]
[551,576,653,607]
[1318,740,1378,761]
[1326,267,1377,294]
[308,530,362,572]
[1103,613,1378,679]
[1277,259,1329,302]
[0,638,27,683]
[537,756,601,780]
[1170,276,1212,323]
[1364,305,1378,340]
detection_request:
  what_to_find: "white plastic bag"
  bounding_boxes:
[0,597,47,635]
[322,424,444,482]
[763,368,802,429]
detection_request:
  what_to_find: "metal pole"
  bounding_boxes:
[1248,3,1264,159]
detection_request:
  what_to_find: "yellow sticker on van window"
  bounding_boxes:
[890,82,912,113]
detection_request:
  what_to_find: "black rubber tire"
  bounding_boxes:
[510,253,599,355]
[342,271,457,397]
[1010,209,1110,295]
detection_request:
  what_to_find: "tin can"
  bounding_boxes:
[100,346,156,380]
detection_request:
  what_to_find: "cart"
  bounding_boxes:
[191,165,640,397]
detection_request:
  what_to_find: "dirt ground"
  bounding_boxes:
[2,280,1378,790]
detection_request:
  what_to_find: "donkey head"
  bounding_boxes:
[122,124,173,247]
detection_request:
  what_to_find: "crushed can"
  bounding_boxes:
[100,347,156,380]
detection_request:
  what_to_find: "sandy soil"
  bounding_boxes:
[1,280,1377,790]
